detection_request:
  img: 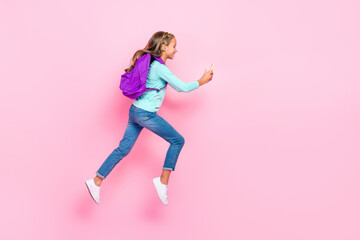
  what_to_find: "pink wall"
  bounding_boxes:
[1,0,359,239]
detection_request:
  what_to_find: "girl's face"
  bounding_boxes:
[162,38,178,60]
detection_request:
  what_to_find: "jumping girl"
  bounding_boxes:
[86,31,214,206]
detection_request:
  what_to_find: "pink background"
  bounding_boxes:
[1,0,359,239]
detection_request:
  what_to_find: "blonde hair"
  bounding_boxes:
[124,31,175,72]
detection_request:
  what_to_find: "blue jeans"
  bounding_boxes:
[96,104,185,178]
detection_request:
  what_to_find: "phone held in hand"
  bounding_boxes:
[210,64,214,71]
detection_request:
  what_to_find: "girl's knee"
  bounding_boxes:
[180,136,185,145]
[172,135,185,146]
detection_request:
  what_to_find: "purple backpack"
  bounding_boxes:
[120,53,167,99]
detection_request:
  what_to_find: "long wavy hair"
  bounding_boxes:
[124,31,175,72]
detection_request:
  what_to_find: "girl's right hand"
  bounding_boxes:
[198,69,214,86]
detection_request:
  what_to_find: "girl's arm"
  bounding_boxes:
[157,64,199,93]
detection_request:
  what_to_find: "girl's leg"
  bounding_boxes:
[94,175,103,186]
[95,120,143,185]
[161,169,171,185]
[134,110,185,185]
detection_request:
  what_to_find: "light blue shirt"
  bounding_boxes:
[132,60,200,112]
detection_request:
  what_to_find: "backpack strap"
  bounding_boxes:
[144,85,167,92]
[144,55,167,92]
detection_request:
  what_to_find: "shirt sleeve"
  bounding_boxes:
[157,64,200,92]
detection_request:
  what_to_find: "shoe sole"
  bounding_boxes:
[85,181,100,204]
[153,178,168,206]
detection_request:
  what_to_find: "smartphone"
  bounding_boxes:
[210,64,214,71]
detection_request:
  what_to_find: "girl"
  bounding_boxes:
[86,31,213,206]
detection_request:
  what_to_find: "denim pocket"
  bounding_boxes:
[135,110,156,123]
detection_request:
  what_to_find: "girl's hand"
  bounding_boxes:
[198,69,214,86]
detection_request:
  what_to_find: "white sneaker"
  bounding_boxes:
[85,179,100,204]
[153,177,168,206]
